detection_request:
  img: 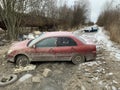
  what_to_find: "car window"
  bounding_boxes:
[57,37,77,46]
[28,33,45,47]
[36,37,57,47]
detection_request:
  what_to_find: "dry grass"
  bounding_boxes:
[108,23,120,43]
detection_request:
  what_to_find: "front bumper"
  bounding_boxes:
[5,54,15,62]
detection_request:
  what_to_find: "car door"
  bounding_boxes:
[54,37,77,61]
[34,37,57,61]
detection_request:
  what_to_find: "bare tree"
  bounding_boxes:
[0,0,90,39]
[28,0,59,30]
[97,0,120,43]
[0,0,29,40]
[58,0,89,28]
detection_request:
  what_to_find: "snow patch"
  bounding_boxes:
[79,61,101,67]
[95,27,120,61]
[18,74,32,82]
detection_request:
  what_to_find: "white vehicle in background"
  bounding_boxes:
[84,26,98,32]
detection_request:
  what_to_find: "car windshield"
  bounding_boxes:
[28,33,45,47]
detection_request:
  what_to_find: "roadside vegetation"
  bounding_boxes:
[0,0,90,40]
[97,1,120,43]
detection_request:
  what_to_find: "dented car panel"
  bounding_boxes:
[33,47,56,61]
[54,46,76,61]
[6,32,96,63]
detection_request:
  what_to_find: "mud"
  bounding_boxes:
[0,29,120,90]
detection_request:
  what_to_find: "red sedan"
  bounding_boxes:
[6,32,96,66]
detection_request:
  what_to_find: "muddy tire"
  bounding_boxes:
[0,74,18,87]
[16,55,29,67]
[72,54,85,65]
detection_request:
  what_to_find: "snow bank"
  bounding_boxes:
[95,27,120,60]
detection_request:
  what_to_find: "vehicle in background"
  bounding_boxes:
[84,26,98,32]
[6,31,96,67]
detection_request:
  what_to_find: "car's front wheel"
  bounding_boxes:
[16,55,30,67]
[72,54,85,65]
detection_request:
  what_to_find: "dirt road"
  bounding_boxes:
[0,27,120,90]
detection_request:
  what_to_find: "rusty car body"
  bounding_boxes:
[6,31,96,66]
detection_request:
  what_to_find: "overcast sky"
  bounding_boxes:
[66,0,108,23]
[90,0,107,23]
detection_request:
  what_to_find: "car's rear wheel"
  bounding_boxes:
[16,55,29,67]
[72,54,85,65]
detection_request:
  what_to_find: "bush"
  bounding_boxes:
[97,1,120,44]
[109,23,120,43]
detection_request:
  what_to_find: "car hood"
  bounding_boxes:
[10,40,30,50]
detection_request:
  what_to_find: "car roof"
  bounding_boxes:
[44,31,74,38]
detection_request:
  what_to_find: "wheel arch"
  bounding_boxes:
[71,53,86,64]
[71,53,86,61]
[14,54,30,63]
